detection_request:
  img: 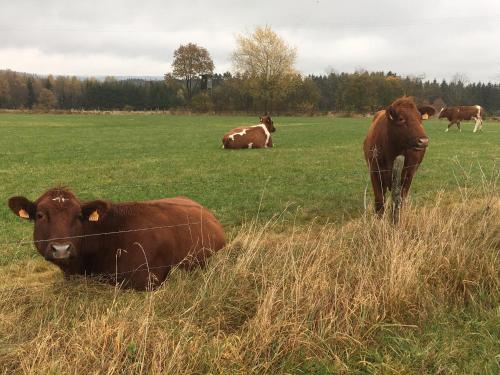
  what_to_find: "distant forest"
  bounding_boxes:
[1,69,499,114]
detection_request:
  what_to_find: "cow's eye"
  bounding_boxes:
[36,212,45,220]
[77,213,83,220]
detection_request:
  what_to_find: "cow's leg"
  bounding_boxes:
[445,122,453,132]
[457,121,461,132]
[400,169,416,201]
[479,118,483,131]
[370,171,386,215]
[473,117,479,132]
[267,137,273,148]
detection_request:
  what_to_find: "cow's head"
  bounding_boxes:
[260,115,276,133]
[8,188,109,268]
[385,97,429,151]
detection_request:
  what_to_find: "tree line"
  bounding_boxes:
[1,25,499,115]
[2,68,499,114]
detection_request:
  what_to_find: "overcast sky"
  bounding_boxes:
[1,0,499,82]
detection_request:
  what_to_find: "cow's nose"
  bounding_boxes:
[50,243,71,259]
[417,137,429,147]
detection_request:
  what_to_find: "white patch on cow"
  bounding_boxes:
[248,143,253,149]
[228,128,248,141]
[52,196,68,203]
[254,124,271,147]
[475,106,482,121]
[473,106,483,133]
[227,124,270,146]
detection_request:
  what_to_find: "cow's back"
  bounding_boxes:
[445,106,483,121]
[85,197,225,289]
[223,125,270,149]
[150,197,226,265]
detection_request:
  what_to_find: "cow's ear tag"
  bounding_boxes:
[89,210,99,222]
[18,209,30,219]
[422,113,429,120]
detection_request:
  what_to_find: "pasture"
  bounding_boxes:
[0,113,498,373]
[1,114,499,262]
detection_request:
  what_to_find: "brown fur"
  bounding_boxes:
[438,105,483,131]
[222,115,276,149]
[363,97,429,214]
[8,187,226,290]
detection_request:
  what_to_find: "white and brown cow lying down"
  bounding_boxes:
[8,187,226,290]
[439,105,484,132]
[222,115,276,149]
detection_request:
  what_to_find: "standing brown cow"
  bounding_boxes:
[8,187,226,290]
[222,115,276,149]
[439,105,484,132]
[363,97,429,215]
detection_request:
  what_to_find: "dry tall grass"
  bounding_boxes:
[0,194,498,374]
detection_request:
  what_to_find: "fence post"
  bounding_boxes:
[392,155,405,224]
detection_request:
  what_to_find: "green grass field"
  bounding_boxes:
[1,114,498,256]
[0,113,498,373]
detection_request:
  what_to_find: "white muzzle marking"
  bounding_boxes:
[52,196,69,203]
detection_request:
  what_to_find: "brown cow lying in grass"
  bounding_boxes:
[8,187,226,290]
[364,97,430,215]
[222,115,276,149]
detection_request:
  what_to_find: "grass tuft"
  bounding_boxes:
[0,194,498,373]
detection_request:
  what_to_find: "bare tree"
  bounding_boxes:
[232,26,297,112]
[451,72,470,85]
[170,43,214,101]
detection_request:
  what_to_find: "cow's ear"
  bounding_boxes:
[386,106,397,121]
[8,196,36,220]
[418,105,436,120]
[81,200,110,222]
[259,117,263,123]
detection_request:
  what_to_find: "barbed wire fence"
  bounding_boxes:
[0,162,497,295]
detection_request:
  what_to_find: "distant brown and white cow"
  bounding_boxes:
[439,105,484,132]
[8,187,226,290]
[364,97,430,215]
[222,115,276,149]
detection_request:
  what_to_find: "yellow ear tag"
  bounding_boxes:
[89,211,99,222]
[422,113,429,120]
[19,209,30,219]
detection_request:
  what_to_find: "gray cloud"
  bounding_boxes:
[1,0,499,81]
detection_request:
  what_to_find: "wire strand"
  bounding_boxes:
[0,219,221,247]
